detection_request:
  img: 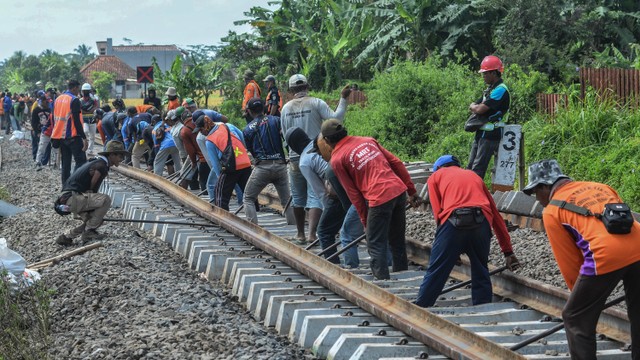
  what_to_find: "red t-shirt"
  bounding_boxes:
[427,166,512,254]
[330,136,416,225]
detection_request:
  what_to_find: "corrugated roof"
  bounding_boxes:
[113,44,180,52]
[80,56,136,81]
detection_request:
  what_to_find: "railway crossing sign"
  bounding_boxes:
[137,66,154,83]
[493,124,522,190]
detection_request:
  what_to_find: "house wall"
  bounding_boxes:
[114,51,181,73]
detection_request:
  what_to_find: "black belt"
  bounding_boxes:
[255,159,285,164]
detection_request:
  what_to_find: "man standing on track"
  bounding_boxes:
[321,119,421,280]
[51,80,88,186]
[280,74,351,243]
[242,98,294,225]
[414,155,520,308]
[523,159,640,360]
[263,75,282,116]
[242,70,261,123]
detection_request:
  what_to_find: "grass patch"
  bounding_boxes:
[0,186,10,202]
[0,271,52,360]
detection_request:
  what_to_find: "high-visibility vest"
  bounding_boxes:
[206,124,251,171]
[266,88,283,115]
[136,104,154,114]
[51,92,83,139]
[242,80,261,110]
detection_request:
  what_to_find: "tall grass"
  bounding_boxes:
[524,91,640,207]
[0,271,52,360]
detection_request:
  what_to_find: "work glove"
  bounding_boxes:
[505,253,521,271]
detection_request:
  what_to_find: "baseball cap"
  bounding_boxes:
[244,70,255,79]
[192,114,206,134]
[284,127,311,155]
[432,155,461,171]
[288,74,308,87]
[522,159,571,195]
[246,97,264,112]
[320,119,345,138]
[183,98,196,107]
[263,75,276,82]
[173,106,186,121]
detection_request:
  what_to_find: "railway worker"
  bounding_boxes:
[467,55,510,180]
[80,83,99,155]
[523,159,640,360]
[263,75,282,116]
[192,109,228,170]
[55,140,129,245]
[179,110,210,190]
[152,110,181,176]
[284,127,326,244]
[128,111,153,169]
[51,80,88,186]
[242,70,261,123]
[31,90,52,166]
[321,119,421,280]
[315,136,363,268]
[143,85,162,111]
[242,98,294,225]
[280,75,351,244]
[203,115,251,211]
[414,155,520,308]
[165,87,180,111]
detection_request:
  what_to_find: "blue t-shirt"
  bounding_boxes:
[153,122,176,151]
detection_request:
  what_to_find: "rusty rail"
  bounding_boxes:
[114,164,525,360]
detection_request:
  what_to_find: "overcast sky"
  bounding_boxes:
[0,0,275,61]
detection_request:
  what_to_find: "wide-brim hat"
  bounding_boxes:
[98,140,130,156]
[165,87,177,96]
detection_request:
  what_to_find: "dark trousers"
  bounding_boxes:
[60,137,87,186]
[366,193,408,280]
[467,137,500,179]
[31,130,39,161]
[214,167,251,211]
[317,196,347,264]
[415,218,492,307]
[198,162,211,191]
[563,261,640,360]
[3,112,10,134]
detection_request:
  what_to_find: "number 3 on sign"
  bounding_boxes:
[494,125,522,187]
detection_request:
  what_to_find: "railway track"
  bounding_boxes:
[101,163,632,360]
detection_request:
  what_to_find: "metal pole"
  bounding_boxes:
[304,239,320,250]
[103,217,218,228]
[509,296,625,351]
[440,265,508,295]
[518,131,526,191]
[233,204,245,215]
[317,236,348,257]
[325,234,365,261]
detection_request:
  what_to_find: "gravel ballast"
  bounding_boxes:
[0,137,308,360]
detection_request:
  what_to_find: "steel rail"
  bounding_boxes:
[405,239,632,344]
[113,164,526,360]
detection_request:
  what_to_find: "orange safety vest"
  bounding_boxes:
[206,124,251,171]
[266,88,283,115]
[242,80,261,110]
[136,104,154,114]
[51,92,83,139]
[167,99,180,110]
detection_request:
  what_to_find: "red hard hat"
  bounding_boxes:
[479,55,504,73]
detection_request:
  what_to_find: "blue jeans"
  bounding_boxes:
[415,218,492,307]
[339,205,363,268]
[288,161,321,209]
[366,193,408,280]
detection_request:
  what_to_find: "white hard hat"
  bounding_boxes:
[81,83,92,91]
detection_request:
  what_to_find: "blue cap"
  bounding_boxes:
[433,155,460,171]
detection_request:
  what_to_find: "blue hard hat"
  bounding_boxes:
[433,155,460,171]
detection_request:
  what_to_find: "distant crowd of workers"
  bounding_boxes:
[19,55,638,360]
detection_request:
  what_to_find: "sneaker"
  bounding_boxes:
[56,234,73,246]
[80,229,105,243]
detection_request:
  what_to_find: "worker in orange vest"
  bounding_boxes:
[242,70,261,123]
[51,80,88,186]
[263,75,283,116]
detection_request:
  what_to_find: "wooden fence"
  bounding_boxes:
[537,68,640,114]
